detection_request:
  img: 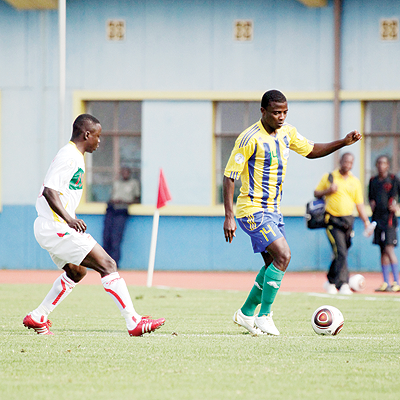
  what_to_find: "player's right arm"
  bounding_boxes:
[222,127,256,242]
[42,187,87,233]
[223,176,236,243]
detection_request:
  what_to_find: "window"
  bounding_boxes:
[214,101,261,204]
[85,101,142,203]
[364,101,400,188]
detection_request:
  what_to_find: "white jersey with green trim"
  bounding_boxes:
[36,142,85,223]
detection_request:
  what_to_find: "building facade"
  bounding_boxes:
[0,0,399,271]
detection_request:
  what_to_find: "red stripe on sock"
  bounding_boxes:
[104,288,126,309]
[52,279,67,306]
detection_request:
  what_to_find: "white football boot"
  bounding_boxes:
[254,312,280,336]
[233,309,264,336]
[323,281,338,295]
[338,283,353,295]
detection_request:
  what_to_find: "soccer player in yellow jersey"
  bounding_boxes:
[314,153,370,295]
[224,90,362,336]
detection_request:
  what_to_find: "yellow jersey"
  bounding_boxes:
[315,169,363,217]
[224,120,314,218]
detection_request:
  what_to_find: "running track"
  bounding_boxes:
[0,270,395,295]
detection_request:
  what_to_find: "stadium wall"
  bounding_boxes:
[0,205,383,272]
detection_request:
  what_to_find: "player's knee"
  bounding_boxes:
[282,249,291,268]
[275,249,291,271]
[64,264,87,283]
[74,270,87,282]
[103,256,117,275]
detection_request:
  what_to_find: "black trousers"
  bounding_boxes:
[103,204,129,266]
[326,215,354,289]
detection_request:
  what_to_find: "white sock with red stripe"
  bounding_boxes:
[101,272,141,330]
[30,272,76,322]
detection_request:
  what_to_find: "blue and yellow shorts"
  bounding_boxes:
[237,211,285,253]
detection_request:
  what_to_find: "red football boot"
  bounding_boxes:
[128,316,165,336]
[23,314,53,335]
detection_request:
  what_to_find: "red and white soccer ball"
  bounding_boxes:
[311,305,344,336]
[349,274,366,292]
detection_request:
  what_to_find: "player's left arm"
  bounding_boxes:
[395,176,400,210]
[388,177,400,213]
[354,179,370,228]
[306,130,362,159]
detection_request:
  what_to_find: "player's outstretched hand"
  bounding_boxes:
[344,130,362,145]
[68,218,87,233]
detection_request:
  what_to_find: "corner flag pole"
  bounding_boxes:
[147,169,172,288]
[147,209,160,288]
[58,0,66,149]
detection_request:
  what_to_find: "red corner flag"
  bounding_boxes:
[156,169,172,209]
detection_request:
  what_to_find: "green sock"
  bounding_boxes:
[241,266,266,316]
[259,265,285,316]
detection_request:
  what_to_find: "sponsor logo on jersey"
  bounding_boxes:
[57,232,70,238]
[384,182,393,193]
[69,168,84,190]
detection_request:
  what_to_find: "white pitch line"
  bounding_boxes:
[153,287,400,302]
[307,292,400,302]
[62,332,399,340]
[153,285,242,293]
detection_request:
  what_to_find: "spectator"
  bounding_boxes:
[103,167,140,267]
[369,155,400,292]
[314,153,371,295]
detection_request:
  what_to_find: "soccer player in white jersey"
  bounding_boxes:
[23,114,165,336]
[223,90,363,336]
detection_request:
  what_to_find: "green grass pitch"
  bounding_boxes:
[1,283,400,400]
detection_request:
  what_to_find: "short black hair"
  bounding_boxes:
[72,114,100,138]
[261,90,287,109]
[376,155,390,165]
[340,152,354,162]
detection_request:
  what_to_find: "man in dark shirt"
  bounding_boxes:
[369,155,400,292]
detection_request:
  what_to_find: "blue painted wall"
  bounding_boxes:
[0,205,386,272]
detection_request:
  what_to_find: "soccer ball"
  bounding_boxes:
[311,305,344,336]
[349,274,365,292]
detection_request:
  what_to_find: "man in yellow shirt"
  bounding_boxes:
[314,153,370,295]
[224,90,363,336]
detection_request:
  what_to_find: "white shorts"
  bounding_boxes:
[34,217,97,270]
